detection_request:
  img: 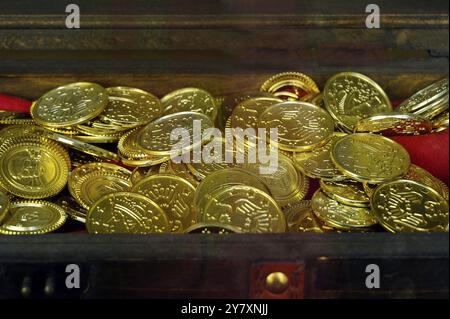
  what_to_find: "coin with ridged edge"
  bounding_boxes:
[132,174,196,233]
[31,82,108,128]
[0,200,67,235]
[0,136,70,199]
[371,179,449,233]
[320,179,370,207]
[331,133,410,183]
[86,192,170,234]
[201,184,286,233]
[0,191,10,223]
[311,190,377,229]
[260,72,320,101]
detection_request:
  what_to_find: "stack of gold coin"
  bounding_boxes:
[0,74,448,235]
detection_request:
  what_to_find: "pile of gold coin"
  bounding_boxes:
[0,74,448,234]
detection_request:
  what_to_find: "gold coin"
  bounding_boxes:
[131,165,162,185]
[0,200,67,235]
[31,82,108,128]
[238,153,309,206]
[282,200,325,233]
[354,112,433,135]
[101,87,162,126]
[86,192,169,234]
[43,131,119,161]
[228,97,282,130]
[159,160,199,187]
[311,190,377,229]
[0,125,47,144]
[55,196,88,223]
[161,87,217,121]
[412,94,448,120]
[403,164,449,202]
[0,136,70,199]
[184,222,239,234]
[69,163,132,208]
[0,191,10,223]
[323,72,392,132]
[132,174,196,233]
[0,118,36,125]
[432,110,449,129]
[193,168,271,217]
[201,185,286,233]
[260,72,320,101]
[257,101,334,152]
[398,78,448,113]
[118,128,170,166]
[294,133,347,181]
[320,179,370,207]
[331,133,410,183]
[72,134,121,144]
[371,179,449,232]
[137,111,214,156]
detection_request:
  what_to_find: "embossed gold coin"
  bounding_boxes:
[137,111,214,156]
[260,72,320,101]
[294,133,347,181]
[283,200,330,233]
[31,82,108,127]
[238,153,309,206]
[323,72,392,132]
[398,78,448,114]
[403,164,449,202]
[0,200,67,235]
[0,191,10,223]
[201,185,286,233]
[161,87,217,121]
[86,192,169,234]
[227,97,282,130]
[194,168,271,217]
[354,112,433,135]
[311,190,377,229]
[371,179,449,232]
[132,174,196,233]
[0,136,70,199]
[331,133,410,183]
[101,87,162,126]
[257,101,334,152]
[184,222,239,234]
[320,179,370,207]
[159,160,199,187]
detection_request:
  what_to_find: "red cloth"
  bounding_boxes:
[0,93,32,113]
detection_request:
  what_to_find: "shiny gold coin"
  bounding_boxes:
[403,164,449,202]
[131,165,162,185]
[137,111,214,156]
[354,112,433,136]
[0,200,67,235]
[371,179,449,232]
[311,190,377,229]
[194,168,271,217]
[31,82,108,128]
[72,134,121,144]
[86,192,169,234]
[228,97,282,131]
[412,94,448,120]
[432,110,449,129]
[0,125,47,144]
[258,101,334,152]
[132,174,196,233]
[201,185,286,233]
[0,118,36,125]
[238,153,309,206]
[161,87,217,121]
[0,137,70,199]
[331,133,410,183]
[0,191,10,223]
[159,160,199,187]
[184,222,239,234]
[260,72,320,101]
[55,196,88,223]
[398,78,448,113]
[101,87,162,126]
[320,180,370,207]
[294,133,347,181]
[323,72,392,132]
[282,200,326,233]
